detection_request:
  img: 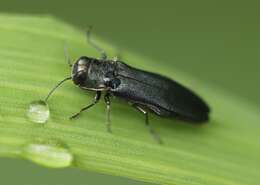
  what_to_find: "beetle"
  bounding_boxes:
[45,28,210,144]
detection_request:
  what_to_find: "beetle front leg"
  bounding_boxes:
[133,104,163,144]
[104,93,112,133]
[70,91,101,120]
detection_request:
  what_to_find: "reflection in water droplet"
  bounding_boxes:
[23,143,73,168]
[27,100,49,124]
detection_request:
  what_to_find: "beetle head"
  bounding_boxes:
[71,56,91,86]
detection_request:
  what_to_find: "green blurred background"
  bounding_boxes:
[0,0,259,184]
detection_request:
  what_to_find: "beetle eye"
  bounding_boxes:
[77,72,86,82]
[73,72,86,85]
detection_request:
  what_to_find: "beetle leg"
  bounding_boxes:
[133,104,163,144]
[104,93,112,133]
[112,56,118,62]
[112,48,123,62]
[70,91,101,120]
[86,26,107,60]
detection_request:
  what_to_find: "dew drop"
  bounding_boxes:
[23,143,73,168]
[27,100,50,124]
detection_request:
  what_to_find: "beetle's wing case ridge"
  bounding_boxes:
[111,62,210,122]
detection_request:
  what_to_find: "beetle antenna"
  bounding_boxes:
[45,77,72,102]
[64,42,72,67]
[86,26,107,60]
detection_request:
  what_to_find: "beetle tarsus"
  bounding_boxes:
[70,91,101,120]
[144,111,163,145]
[133,104,163,144]
[104,93,112,133]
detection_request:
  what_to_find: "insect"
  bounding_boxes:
[45,28,210,144]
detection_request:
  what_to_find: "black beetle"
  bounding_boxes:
[45,29,210,144]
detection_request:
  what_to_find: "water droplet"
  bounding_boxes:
[27,100,49,124]
[23,142,73,168]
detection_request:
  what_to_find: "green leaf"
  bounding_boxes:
[0,14,260,185]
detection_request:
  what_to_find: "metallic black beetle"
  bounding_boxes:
[45,29,210,143]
